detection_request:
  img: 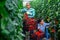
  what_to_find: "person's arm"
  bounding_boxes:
[28,9,35,17]
[21,8,27,13]
[32,9,35,17]
[45,23,50,26]
[38,24,40,29]
[45,23,50,28]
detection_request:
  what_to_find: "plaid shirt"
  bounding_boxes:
[38,22,50,32]
[21,8,35,18]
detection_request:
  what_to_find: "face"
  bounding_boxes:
[40,20,44,25]
[26,3,30,9]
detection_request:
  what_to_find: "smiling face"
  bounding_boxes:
[26,3,31,9]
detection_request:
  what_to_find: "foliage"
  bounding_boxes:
[30,0,60,40]
[31,0,60,19]
[0,0,60,40]
[30,0,60,26]
[0,0,24,40]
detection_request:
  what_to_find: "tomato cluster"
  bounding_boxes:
[51,29,55,33]
[24,13,44,40]
[35,30,44,37]
[31,30,44,40]
[24,13,37,31]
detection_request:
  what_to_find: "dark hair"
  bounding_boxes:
[37,18,43,23]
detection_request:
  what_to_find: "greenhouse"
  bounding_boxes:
[0,0,60,40]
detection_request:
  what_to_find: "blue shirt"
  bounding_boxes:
[38,22,50,32]
[21,8,35,18]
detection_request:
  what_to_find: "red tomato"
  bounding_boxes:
[51,29,55,33]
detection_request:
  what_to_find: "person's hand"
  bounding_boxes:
[23,13,28,20]
[34,30,37,33]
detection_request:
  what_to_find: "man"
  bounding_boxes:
[22,3,35,40]
[22,3,35,18]
[22,3,36,32]
[37,18,51,40]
